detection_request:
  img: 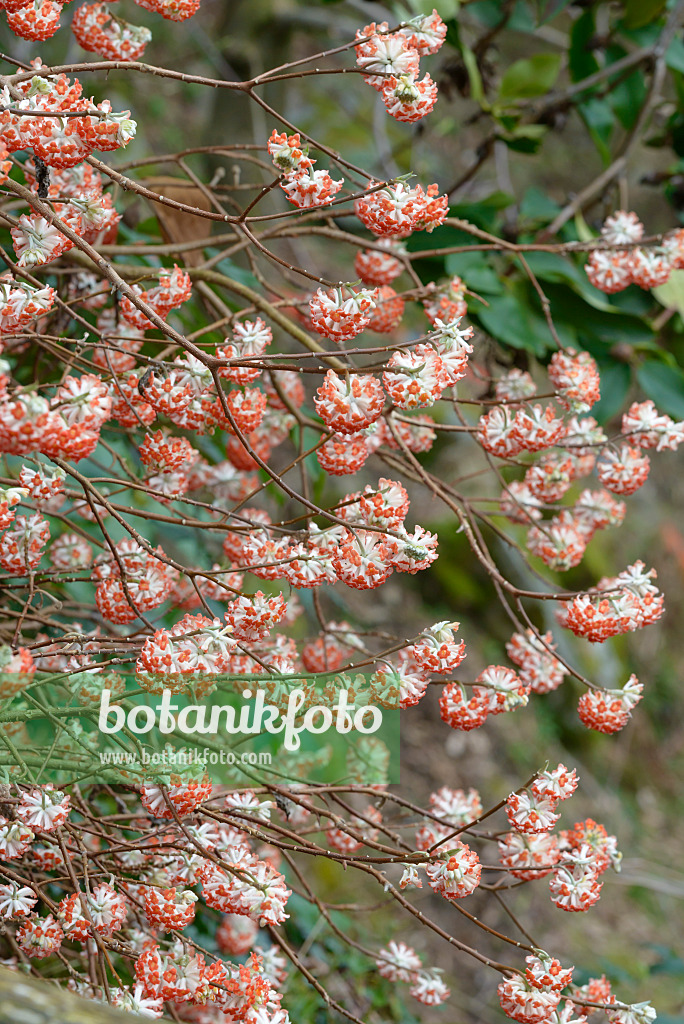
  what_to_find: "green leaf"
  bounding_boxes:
[499,53,561,99]
[653,268,684,317]
[607,45,648,129]
[519,186,562,224]
[539,281,656,347]
[577,97,614,164]
[473,287,553,356]
[445,250,503,294]
[535,0,573,26]
[591,362,632,423]
[569,8,599,82]
[522,251,637,313]
[622,0,666,29]
[450,190,515,231]
[466,1,535,32]
[499,123,549,153]
[636,361,684,418]
[574,211,595,243]
[446,19,485,105]
[666,36,684,74]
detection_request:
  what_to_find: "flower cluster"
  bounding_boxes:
[586,210,684,293]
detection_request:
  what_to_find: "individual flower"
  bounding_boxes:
[16,784,70,831]
[383,344,447,408]
[16,914,64,958]
[498,974,561,1023]
[0,882,37,919]
[425,841,481,899]
[506,790,560,834]
[280,166,344,208]
[382,72,438,122]
[354,239,405,285]
[314,370,385,433]
[597,445,650,495]
[309,286,376,342]
[439,682,489,730]
[577,676,643,733]
[548,348,600,413]
[375,940,421,982]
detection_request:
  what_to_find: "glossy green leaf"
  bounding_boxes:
[445,251,503,293]
[622,0,666,29]
[591,362,632,423]
[569,8,599,82]
[523,251,624,312]
[653,269,684,317]
[535,0,573,26]
[637,360,684,418]
[539,281,656,346]
[500,123,549,153]
[474,288,553,356]
[577,97,614,164]
[665,36,684,74]
[608,46,648,129]
[499,53,562,99]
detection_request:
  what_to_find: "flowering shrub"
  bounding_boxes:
[0,2,681,1022]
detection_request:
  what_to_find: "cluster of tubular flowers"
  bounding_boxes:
[138,430,199,473]
[8,168,120,270]
[355,180,448,237]
[314,369,385,432]
[197,851,291,927]
[498,973,565,1023]
[577,675,644,734]
[269,129,343,209]
[0,275,55,335]
[0,63,135,167]
[585,210,684,293]
[119,265,192,329]
[424,841,482,900]
[478,403,567,457]
[71,3,152,60]
[557,560,664,643]
[548,348,601,413]
[136,612,238,694]
[309,285,377,342]
[217,318,273,384]
[383,343,449,408]
[548,816,622,913]
[494,768,621,916]
[506,629,565,694]
[91,538,178,625]
[3,0,202,50]
[355,238,405,285]
[375,941,450,1006]
[355,12,445,123]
